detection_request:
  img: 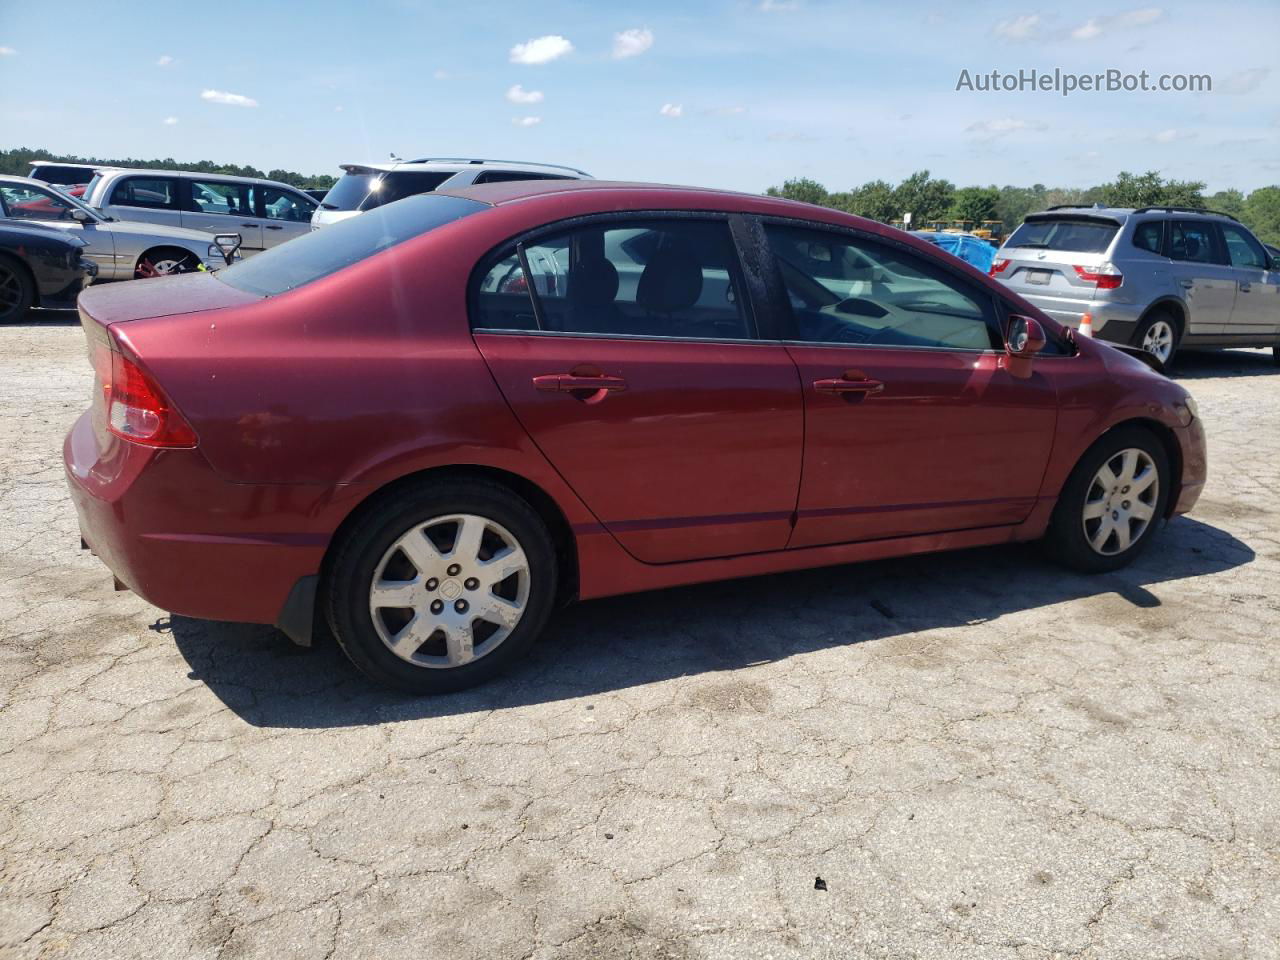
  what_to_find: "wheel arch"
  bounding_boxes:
[1139,298,1187,338]
[134,244,201,274]
[322,464,580,607]
[1086,416,1184,518]
[0,249,39,308]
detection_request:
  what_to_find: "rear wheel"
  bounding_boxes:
[1132,309,1180,366]
[324,479,557,694]
[0,255,35,323]
[1046,426,1171,573]
[1272,345,1279,366]
[135,247,200,279]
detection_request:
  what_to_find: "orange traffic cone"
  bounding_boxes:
[1079,312,1094,337]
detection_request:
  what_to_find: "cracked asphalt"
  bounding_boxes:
[2,315,1278,959]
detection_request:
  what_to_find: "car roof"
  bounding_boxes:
[1032,205,1238,223]
[339,158,591,177]
[89,168,301,191]
[29,160,118,170]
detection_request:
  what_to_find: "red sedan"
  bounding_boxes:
[65,181,1206,693]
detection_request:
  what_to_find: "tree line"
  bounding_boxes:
[766,170,1280,245]
[0,147,338,190]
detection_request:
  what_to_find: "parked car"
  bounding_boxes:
[0,220,97,322]
[1,175,241,280]
[303,189,329,203]
[80,169,318,256]
[312,157,591,229]
[66,180,1206,694]
[28,160,119,190]
[992,205,1280,365]
[910,230,997,273]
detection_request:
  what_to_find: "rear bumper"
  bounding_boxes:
[1010,289,1143,344]
[63,410,341,625]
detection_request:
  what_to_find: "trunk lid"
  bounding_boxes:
[77,272,262,329]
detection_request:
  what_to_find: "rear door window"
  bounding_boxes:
[1131,220,1166,254]
[110,176,180,210]
[190,180,253,218]
[1168,220,1220,264]
[1005,218,1118,253]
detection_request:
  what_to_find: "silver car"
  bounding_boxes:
[80,169,318,257]
[0,175,240,280]
[993,205,1280,364]
[313,158,591,229]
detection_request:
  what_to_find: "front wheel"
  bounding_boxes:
[324,480,558,694]
[135,248,200,279]
[1045,427,1171,573]
[0,255,35,323]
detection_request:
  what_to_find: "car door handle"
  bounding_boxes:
[241,223,257,228]
[1239,282,1251,292]
[1179,279,1194,289]
[532,373,628,395]
[265,225,284,230]
[813,376,885,396]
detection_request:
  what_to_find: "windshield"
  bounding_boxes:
[1006,218,1118,254]
[216,193,486,297]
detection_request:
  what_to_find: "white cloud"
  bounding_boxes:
[506,84,544,104]
[163,116,178,125]
[704,105,747,116]
[759,0,799,10]
[965,117,1045,140]
[1071,6,1163,40]
[659,103,683,118]
[156,54,173,66]
[200,89,258,107]
[611,27,653,59]
[0,46,15,56]
[334,105,344,112]
[433,69,449,80]
[512,116,542,127]
[509,35,573,65]
[994,14,1042,41]
[1151,128,1195,143]
[1222,68,1269,95]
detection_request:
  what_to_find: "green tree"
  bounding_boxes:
[1243,186,1280,245]
[1209,189,1246,220]
[0,146,335,190]
[830,180,897,222]
[1100,171,1206,209]
[892,170,955,224]
[949,186,1000,226]
[765,177,829,206]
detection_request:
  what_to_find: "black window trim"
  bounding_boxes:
[751,214,1012,355]
[468,209,764,345]
[111,174,181,211]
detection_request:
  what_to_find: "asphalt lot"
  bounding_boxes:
[1,313,1278,959]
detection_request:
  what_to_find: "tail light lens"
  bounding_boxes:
[103,350,197,447]
[989,258,1011,276]
[1073,263,1123,289]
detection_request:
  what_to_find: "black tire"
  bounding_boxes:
[1131,308,1181,366]
[1272,345,1280,366]
[0,254,35,323]
[1045,426,1171,574]
[324,479,557,694]
[135,247,199,279]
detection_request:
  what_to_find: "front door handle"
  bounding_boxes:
[1239,281,1251,292]
[532,373,627,403]
[813,376,885,396]
[265,225,284,230]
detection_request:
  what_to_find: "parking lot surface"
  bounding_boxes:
[2,316,1278,959]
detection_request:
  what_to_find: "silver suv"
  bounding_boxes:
[312,157,591,229]
[80,169,319,257]
[993,205,1280,365]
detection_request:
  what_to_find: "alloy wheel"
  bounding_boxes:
[369,513,530,669]
[135,254,197,279]
[1141,319,1175,364]
[0,265,22,318]
[1082,448,1159,556]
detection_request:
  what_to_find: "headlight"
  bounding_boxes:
[1183,396,1199,421]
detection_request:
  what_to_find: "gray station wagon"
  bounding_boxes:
[993,205,1280,365]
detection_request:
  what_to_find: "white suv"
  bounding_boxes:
[312,157,591,230]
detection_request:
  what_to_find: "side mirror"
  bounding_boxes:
[1003,315,1046,379]
[69,208,93,223]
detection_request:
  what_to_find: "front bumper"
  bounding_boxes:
[1171,415,1207,516]
[64,410,334,625]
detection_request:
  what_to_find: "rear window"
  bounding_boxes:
[216,193,486,297]
[1006,218,1118,254]
[28,164,94,186]
[320,170,453,212]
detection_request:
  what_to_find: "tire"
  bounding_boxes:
[1131,309,1180,366]
[324,479,558,694]
[0,254,35,323]
[1272,345,1280,366]
[1045,426,1171,574]
[135,247,200,279]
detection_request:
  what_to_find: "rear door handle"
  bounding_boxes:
[241,223,258,228]
[813,377,885,396]
[265,225,284,230]
[1239,282,1252,292]
[532,373,628,396]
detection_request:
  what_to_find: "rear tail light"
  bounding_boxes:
[103,351,197,447]
[989,259,1011,276]
[1073,263,1123,290]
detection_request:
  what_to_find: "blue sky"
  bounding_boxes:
[2,0,1276,193]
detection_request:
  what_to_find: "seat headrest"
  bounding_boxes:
[568,256,619,308]
[636,245,703,312]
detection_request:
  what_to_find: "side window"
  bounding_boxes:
[364,172,452,209]
[472,219,752,340]
[1220,223,1269,270]
[765,224,997,351]
[261,187,316,222]
[1132,220,1165,255]
[1168,220,1218,264]
[473,171,573,185]
[190,180,252,217]
[110,177,179,210]
[0,184,75,222]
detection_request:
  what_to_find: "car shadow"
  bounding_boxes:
[12,308,80,326]
[166,515,1254,728]
[1172,348,1277,380]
